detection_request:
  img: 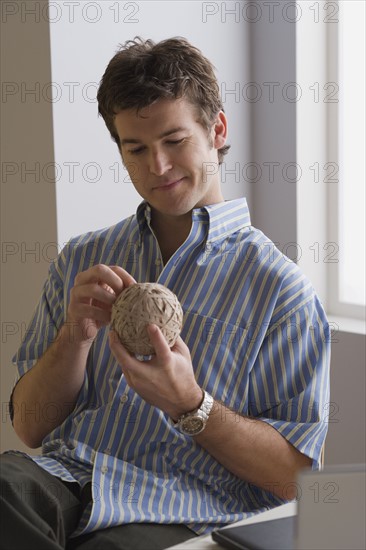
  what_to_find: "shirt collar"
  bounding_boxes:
[136,198,251,242]
[194,198,251,242]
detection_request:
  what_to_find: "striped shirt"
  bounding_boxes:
[11,198,330,537]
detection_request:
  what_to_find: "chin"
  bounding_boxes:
[151,198,196,217]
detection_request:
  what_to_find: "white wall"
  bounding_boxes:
[249,9,297,260]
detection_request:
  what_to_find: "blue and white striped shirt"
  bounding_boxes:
[11,198,330,536]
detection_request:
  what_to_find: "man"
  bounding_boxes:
[1,37,330,550]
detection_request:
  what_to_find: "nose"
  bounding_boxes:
[148,148,173,176]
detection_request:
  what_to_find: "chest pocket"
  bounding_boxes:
[181,311,252,413]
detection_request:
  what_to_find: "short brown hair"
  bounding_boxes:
[97,37,230,164]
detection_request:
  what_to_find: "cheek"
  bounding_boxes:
[178,148,202,173]
[125,160,146,185]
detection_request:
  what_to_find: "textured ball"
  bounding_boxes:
[111,283,183,355]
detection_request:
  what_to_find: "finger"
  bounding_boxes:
[109,331,126,366]
[109,331,147,373]
[74,265,125,294]
[109,266,136,288]
[170,334,189,354]
[70,303,111,323]
[71,283,117,306]
[147,324,172,362]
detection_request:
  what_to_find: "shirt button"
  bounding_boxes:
[120,394,128,403]
[155,259,161,265]
[101,466,108,474]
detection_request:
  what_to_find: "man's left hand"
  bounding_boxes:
[109,324,202,420]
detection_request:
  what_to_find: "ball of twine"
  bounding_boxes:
[111,283,183,355]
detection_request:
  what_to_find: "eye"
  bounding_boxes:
[128,146,145,155]
[166,138,185,145]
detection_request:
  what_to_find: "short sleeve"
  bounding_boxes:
[11,244,70,381]
[248,295,331,471]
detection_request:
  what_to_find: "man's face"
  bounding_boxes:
[114,98,227,219]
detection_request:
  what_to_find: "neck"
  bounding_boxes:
[151,210,192,264]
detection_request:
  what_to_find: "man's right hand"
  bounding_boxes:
[12,264,136,448]
[66,264,136,344]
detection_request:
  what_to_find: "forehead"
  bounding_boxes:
[114,98,201,140]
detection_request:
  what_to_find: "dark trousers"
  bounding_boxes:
[0,453,197,550]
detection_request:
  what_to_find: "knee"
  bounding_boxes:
[0,453,29,501]
[0,452,26,478]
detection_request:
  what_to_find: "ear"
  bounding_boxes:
[212,111,228,150]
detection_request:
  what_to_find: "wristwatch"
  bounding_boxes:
[174,390,214,436]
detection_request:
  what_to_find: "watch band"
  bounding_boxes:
[198,390,214,419]
[174,390,214,435]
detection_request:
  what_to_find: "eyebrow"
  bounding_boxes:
[120,127,187,146]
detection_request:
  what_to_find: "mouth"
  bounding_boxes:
[152,177,185,191]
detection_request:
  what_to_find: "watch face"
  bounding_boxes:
[181,417,205,435]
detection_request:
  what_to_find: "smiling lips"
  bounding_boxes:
[152,177,185,190]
